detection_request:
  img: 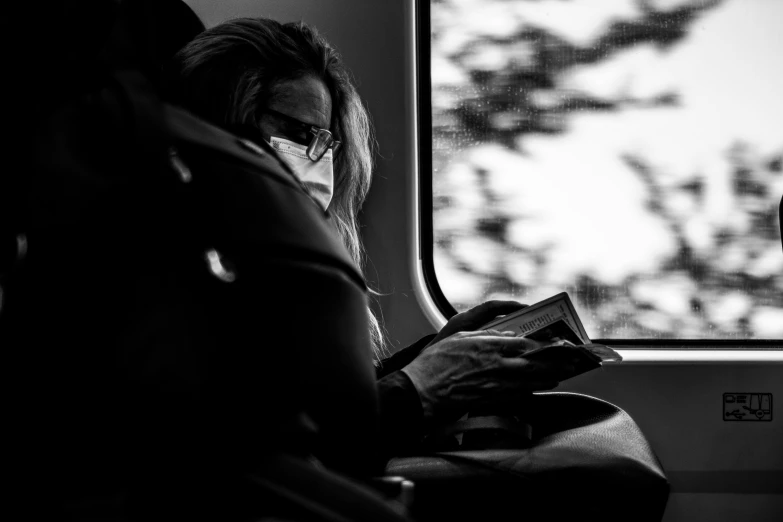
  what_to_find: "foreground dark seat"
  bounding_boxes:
[4,55,408,520]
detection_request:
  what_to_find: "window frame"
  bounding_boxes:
[415,0,783,350]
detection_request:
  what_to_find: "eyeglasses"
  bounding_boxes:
[265,108,341,162]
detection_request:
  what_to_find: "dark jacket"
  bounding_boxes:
[7,2,382,520]
[376,334,438,460]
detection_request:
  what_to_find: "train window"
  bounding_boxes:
[423,0,783,343]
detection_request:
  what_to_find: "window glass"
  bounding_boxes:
[430,0,783,340]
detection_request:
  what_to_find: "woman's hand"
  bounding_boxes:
[401,330,583,423]
[427,300,528,348]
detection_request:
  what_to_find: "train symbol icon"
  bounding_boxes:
[723,393,772,421]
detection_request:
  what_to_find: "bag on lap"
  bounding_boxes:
[387,391,670,522]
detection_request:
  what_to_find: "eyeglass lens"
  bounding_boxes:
[307,129,336,161]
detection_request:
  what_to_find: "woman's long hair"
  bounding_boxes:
[167,17,387,361]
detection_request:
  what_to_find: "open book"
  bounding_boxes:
[481,292,622,381]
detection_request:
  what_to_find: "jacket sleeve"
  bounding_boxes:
[376,334,437,461]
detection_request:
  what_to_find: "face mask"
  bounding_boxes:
[270,136,334,211]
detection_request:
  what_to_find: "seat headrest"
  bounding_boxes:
[105,0,206,89]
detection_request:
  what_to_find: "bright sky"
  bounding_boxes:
[515,0,783,284]
[435,0,783,334]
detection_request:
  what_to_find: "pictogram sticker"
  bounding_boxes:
[724,393,772,421]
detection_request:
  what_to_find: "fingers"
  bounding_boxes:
[484,329,517,337]
[446,331,544,356]
[449,329,514,339]
[472,300,528,321]
[496,356,544,372]
[493,335,544,355]
[475,300,528,313]
[496,355,577,382]
[453,300,528,327]
[452,329,526,340]
[454,328,517,339]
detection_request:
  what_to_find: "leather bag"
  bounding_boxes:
[387,391,670,522]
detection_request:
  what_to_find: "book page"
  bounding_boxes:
[481,293,590,343]
[480,294,621,383]
[525,318,584,346]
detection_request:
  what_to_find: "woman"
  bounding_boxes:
[166,17,580,460]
